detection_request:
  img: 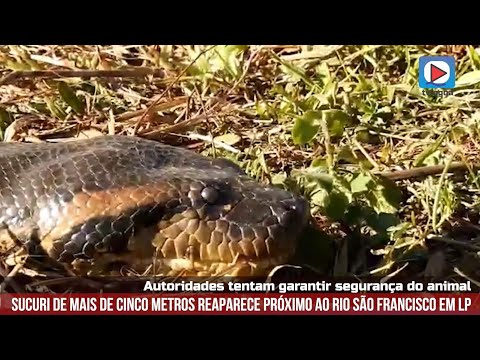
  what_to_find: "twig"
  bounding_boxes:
[0,68,165,85]
[453,267,480,288]
[369,261,395,275]
[380,263,409,283]
[280,46,344,61]
[343,45,384,64]
[115,96,188,122]
[373,131,434,144]
[132,46,218,135]
[186,133,241,154]
[142,105,232,139]
[427,235,480,252]
[352,138,380,170]
[226,48,260,96]
[378,161,479,181]
[142,113,210,138]
[193,84,213,127]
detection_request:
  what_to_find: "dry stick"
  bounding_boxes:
[143,109,231,139]
[352,138,380,170]
[453,267,480,288]
[0,68,165,85]
[133,45,218,135]
[115,96,189,122]
[427,235,480,252]
[280,46,344,61]
[187,133,241,154]
[377,161,479,181]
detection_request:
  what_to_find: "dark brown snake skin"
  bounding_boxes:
[0,135,310,277]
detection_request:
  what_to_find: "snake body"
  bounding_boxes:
[0,136,310,277]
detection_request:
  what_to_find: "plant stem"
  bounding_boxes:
[320,117,334,174]
[431,156,453,231]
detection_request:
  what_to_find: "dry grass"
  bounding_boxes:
[1,45,480,292]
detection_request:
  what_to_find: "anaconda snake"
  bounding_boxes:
[0,135,310,278]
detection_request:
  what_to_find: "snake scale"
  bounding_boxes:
[0,135,311,277]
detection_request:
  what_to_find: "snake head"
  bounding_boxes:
[155,161,311,271]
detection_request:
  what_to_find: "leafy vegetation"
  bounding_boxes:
[1,45,480,284]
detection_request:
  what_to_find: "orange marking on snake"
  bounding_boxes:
[40,183,174,256]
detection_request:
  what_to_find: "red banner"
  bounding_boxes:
[0,293,479,315]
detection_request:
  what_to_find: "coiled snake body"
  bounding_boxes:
[0,136,310,277]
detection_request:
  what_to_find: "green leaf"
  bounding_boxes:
[354,74,373,92]
[366,177,402,214]
[214,45,246,79]
[294,167,335,192]
[422,150,442,166]
[322,109,350,137]
[0,107,13,130]
[310,157,329,169]
[46,98,67,120]
[58,82,85,115]
[270,51,321,91]
[356,128,371,143]
[311,188,330,209]
[366,212,399,232]
[291,110,321,145]
[255,101,273,119]
[457,70,480,87]
[413,131,446,167]
[388,222,412,241]
[313,172,335,192]
[365,213,400,246]
[315,62,331,84]
[355,127,381,144]
[5,60,30,71]
[337,146,359,164]
[385,85,396,103]
[324,190,350,220]
[350,172,372,193]
[271,172,287,186]
[468,46,480,70]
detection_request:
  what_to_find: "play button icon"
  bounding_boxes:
[424,61,450,85]
[419,56,455,89]
[430,64,448,82]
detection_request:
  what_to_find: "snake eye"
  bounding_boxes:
[201,187,218,204]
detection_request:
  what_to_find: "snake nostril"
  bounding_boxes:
[279,210,296,227]
[201,187,218,204]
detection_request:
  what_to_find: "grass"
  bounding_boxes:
[1,45,480,286]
